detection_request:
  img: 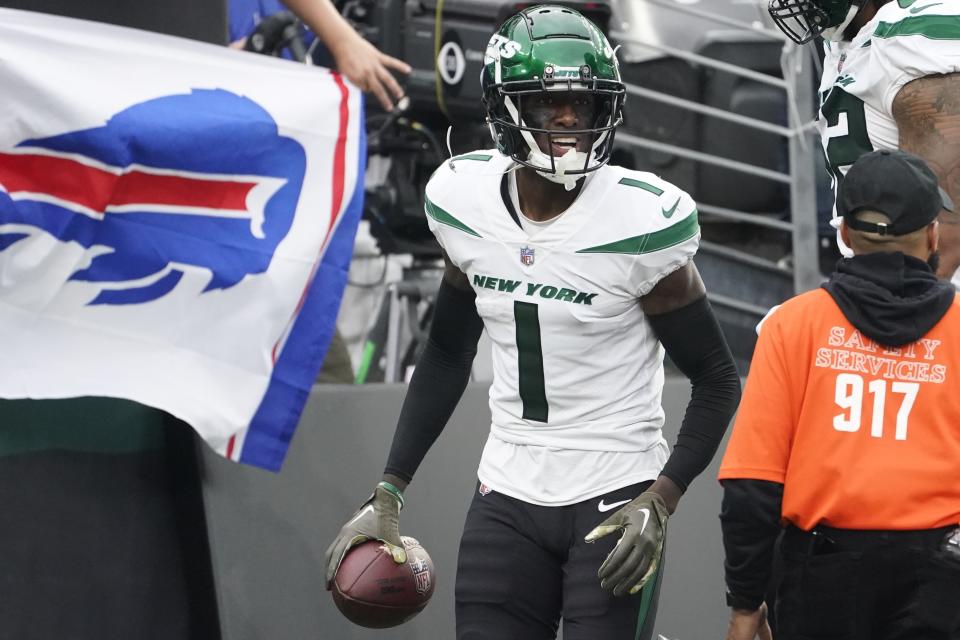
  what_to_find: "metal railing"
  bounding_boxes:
[369,1,823,381]
[610,0,821,302]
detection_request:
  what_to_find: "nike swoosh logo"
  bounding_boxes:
[662,197,681,218]
[637,507,651,535]
[598,498,631,512]
[910,2,941,12]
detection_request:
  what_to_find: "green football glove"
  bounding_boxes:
[324,481,406,589]
[584,491,669,597]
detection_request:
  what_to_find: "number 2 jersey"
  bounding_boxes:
[424,151,700,505]
[818,2,960,266]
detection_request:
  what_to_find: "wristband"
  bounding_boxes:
[377,481,405,509]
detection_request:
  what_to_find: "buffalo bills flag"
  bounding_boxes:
[0,9,366,471]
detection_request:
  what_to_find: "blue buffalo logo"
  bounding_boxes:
[0,89,305,305]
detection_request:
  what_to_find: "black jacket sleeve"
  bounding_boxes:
[720,478,784,610]
[647,295,742,491]
[382,279,484,483]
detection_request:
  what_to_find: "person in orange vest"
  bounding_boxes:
[719,149,960,640]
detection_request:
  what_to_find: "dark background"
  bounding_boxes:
[0,0,227,44]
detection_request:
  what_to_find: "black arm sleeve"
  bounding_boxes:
[720,478,784,610]
[647,295,741,491]
[382,280,484,483]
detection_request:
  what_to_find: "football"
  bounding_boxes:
[331,536,436,628]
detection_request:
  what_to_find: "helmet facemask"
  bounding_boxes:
[768,0,867,44]
[484,71,625,190]
[480,5,626,189]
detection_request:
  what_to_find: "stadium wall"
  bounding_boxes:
[202,380,733,640]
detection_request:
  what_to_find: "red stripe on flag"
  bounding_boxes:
[0,152,113,212]
[329,73,350,239]
[0,152,256,212]
[113,171,253,210]
[270,71,352,366]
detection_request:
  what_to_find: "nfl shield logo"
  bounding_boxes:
[520,246,535,266]
[411,558,433,594]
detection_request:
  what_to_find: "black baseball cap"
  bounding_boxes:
[839,149,953,236]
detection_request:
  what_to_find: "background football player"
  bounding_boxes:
[324,6,741,639]
[768,0,960,282]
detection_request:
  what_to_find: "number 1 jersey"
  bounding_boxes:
[424,151,700,504]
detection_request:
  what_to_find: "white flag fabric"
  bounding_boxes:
[0,9,365,471]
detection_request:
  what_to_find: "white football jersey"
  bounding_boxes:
[425,150,699,505]
[817,1,960,270]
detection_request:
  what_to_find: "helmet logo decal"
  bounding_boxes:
[484,34,522,64]
[545,65,584,80]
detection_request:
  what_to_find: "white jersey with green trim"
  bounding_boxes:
[818,1,960,267]
[424,150,700,505]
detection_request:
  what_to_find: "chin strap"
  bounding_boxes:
[821,3,862,42]
[502,95,582,191]
[501,92,610,191]
[528,147,587,191]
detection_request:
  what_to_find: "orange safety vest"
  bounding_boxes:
[719,288,960,531]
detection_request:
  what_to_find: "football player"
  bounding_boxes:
[324,6,741,639]
[767,0,960,282]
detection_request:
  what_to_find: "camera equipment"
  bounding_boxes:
[243,11,309,60]
[347,0,611,118]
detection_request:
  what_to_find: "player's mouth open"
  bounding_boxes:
[550,136,578,157]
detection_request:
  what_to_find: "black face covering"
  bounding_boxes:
[822,252,956,347]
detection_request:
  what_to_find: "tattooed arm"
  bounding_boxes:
[893,73,960,280]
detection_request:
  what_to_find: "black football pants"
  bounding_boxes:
[454,480,663,640]
[776,525,960,640]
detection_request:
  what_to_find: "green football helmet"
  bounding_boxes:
[768,0,869,43]
[481,5,625,183]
